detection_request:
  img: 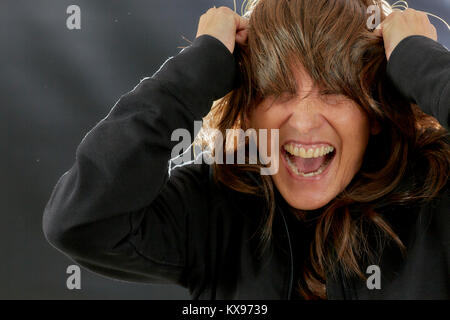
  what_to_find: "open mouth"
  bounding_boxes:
[281,143,336,178]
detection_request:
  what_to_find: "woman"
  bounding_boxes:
[43,0,450,299]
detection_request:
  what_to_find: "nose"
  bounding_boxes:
[287,98,326,135]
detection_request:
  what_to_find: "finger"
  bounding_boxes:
[386,9,403,19]
[431,24,438,41]
[236,29,248,45]
[234,13,249,31]
[206,6,216,13]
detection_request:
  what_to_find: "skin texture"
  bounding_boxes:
[195,5,438,210]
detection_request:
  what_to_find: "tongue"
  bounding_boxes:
[291,155,326,173]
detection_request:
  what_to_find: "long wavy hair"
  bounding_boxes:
[197,0,450,299]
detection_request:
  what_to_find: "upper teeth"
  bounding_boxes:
[283,144,334,158]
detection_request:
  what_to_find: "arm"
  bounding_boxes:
[42,34,237,285]
[387,35,450,130]
[378,8,449,130]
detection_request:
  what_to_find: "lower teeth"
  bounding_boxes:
[285,154,331,177]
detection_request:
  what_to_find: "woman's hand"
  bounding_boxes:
[375,8,438,61]
[196,6,249,54]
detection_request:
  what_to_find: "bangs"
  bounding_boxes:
[245,0,388,101]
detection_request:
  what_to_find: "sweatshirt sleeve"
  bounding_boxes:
[387,35,450,130]
[42,35,237,285]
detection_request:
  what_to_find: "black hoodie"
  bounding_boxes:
[42,34,449,299]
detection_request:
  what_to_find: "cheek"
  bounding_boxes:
[249,106,286,152]
[333,106,371,179]
[249,106,284,130]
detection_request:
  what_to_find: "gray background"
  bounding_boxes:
[1,0,449,299]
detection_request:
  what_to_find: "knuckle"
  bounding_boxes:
[218,6,232,13]
[418,11,427,18]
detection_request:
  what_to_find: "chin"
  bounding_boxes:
[276,184,335,211]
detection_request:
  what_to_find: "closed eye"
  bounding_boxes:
[320,91,350,105]
[263,92,297,109]
[274,92,297,104]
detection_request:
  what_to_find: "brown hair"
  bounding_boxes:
[199,0,450,299]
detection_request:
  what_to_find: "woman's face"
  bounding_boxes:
[249,65,376,210]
